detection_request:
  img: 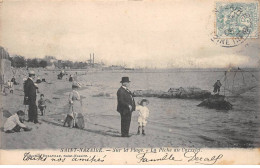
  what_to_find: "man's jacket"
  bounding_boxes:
[24,78,37,105]
[117,86,136,114]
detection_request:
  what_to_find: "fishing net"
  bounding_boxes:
[221,68,258,96]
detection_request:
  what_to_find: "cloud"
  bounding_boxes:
[1,0,259,68]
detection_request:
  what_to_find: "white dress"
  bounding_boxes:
[136,105,149,126]
[8,81,14,91]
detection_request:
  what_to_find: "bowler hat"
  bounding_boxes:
[120,77,130,83]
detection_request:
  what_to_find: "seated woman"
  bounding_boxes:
[69,75,73,82]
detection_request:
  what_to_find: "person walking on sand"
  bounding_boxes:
[136,99,150,135]
[24,70,41,124]
[69,75,73,82]
[117,77,136,137]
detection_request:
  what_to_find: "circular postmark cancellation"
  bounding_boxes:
[211,2,259,48]
[210,29,250,48]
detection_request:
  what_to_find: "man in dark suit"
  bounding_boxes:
[117,77,136,137]
[24,70,40,124]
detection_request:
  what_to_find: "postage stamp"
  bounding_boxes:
[216,2,259,39]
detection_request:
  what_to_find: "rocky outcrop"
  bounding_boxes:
[197,95,233,110]
[133,89,166,97]
[162,87,211,99]
[133,87,211,100]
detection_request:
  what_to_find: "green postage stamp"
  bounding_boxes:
[216,2,259,38]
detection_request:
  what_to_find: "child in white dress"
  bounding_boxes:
[135,99,150,135]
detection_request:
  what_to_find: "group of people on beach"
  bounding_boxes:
[3,70,150,137]
[62,75,150,137]
[3,76,17,95]
[3,68,223,137]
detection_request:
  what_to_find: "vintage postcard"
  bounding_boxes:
[0,0,260,165]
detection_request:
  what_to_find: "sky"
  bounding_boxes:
[0,0,259,68]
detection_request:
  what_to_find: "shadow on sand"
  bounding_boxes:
[41,119,122,138]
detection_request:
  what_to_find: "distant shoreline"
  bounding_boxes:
[41,68,260,73]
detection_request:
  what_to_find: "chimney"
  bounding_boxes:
[93,53,95,66]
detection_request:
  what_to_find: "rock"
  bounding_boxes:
[167,87,211,99]
[197,95,233,110]
[133,89,166,97]
[133,87,211,100]
[158,92,174,98]
[93,92,112,97]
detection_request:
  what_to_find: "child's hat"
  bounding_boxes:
[138,98,149,105]
[29,70,35,75]
[72,82,81,88]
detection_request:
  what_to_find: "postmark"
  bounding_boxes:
[211,2,258,47]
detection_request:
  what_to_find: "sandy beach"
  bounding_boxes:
[1,69,184,149]
[1,69,260,149]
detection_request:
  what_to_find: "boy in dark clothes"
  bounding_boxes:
[38,94,51,116]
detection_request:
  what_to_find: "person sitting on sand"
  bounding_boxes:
[64,82,82,128]
[135,99,150,135]
[213,80,222,95]
[58,71,64,79]
[69,75,73,82]
[4,110,32,133]
[38,94,51,116]
[11,76,18,85]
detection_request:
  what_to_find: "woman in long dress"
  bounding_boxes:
[68,82,82,127]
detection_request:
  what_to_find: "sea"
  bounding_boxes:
[69,69,260,147]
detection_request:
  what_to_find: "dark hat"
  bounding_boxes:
[120,77,130,83]
[16,110,25,116]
